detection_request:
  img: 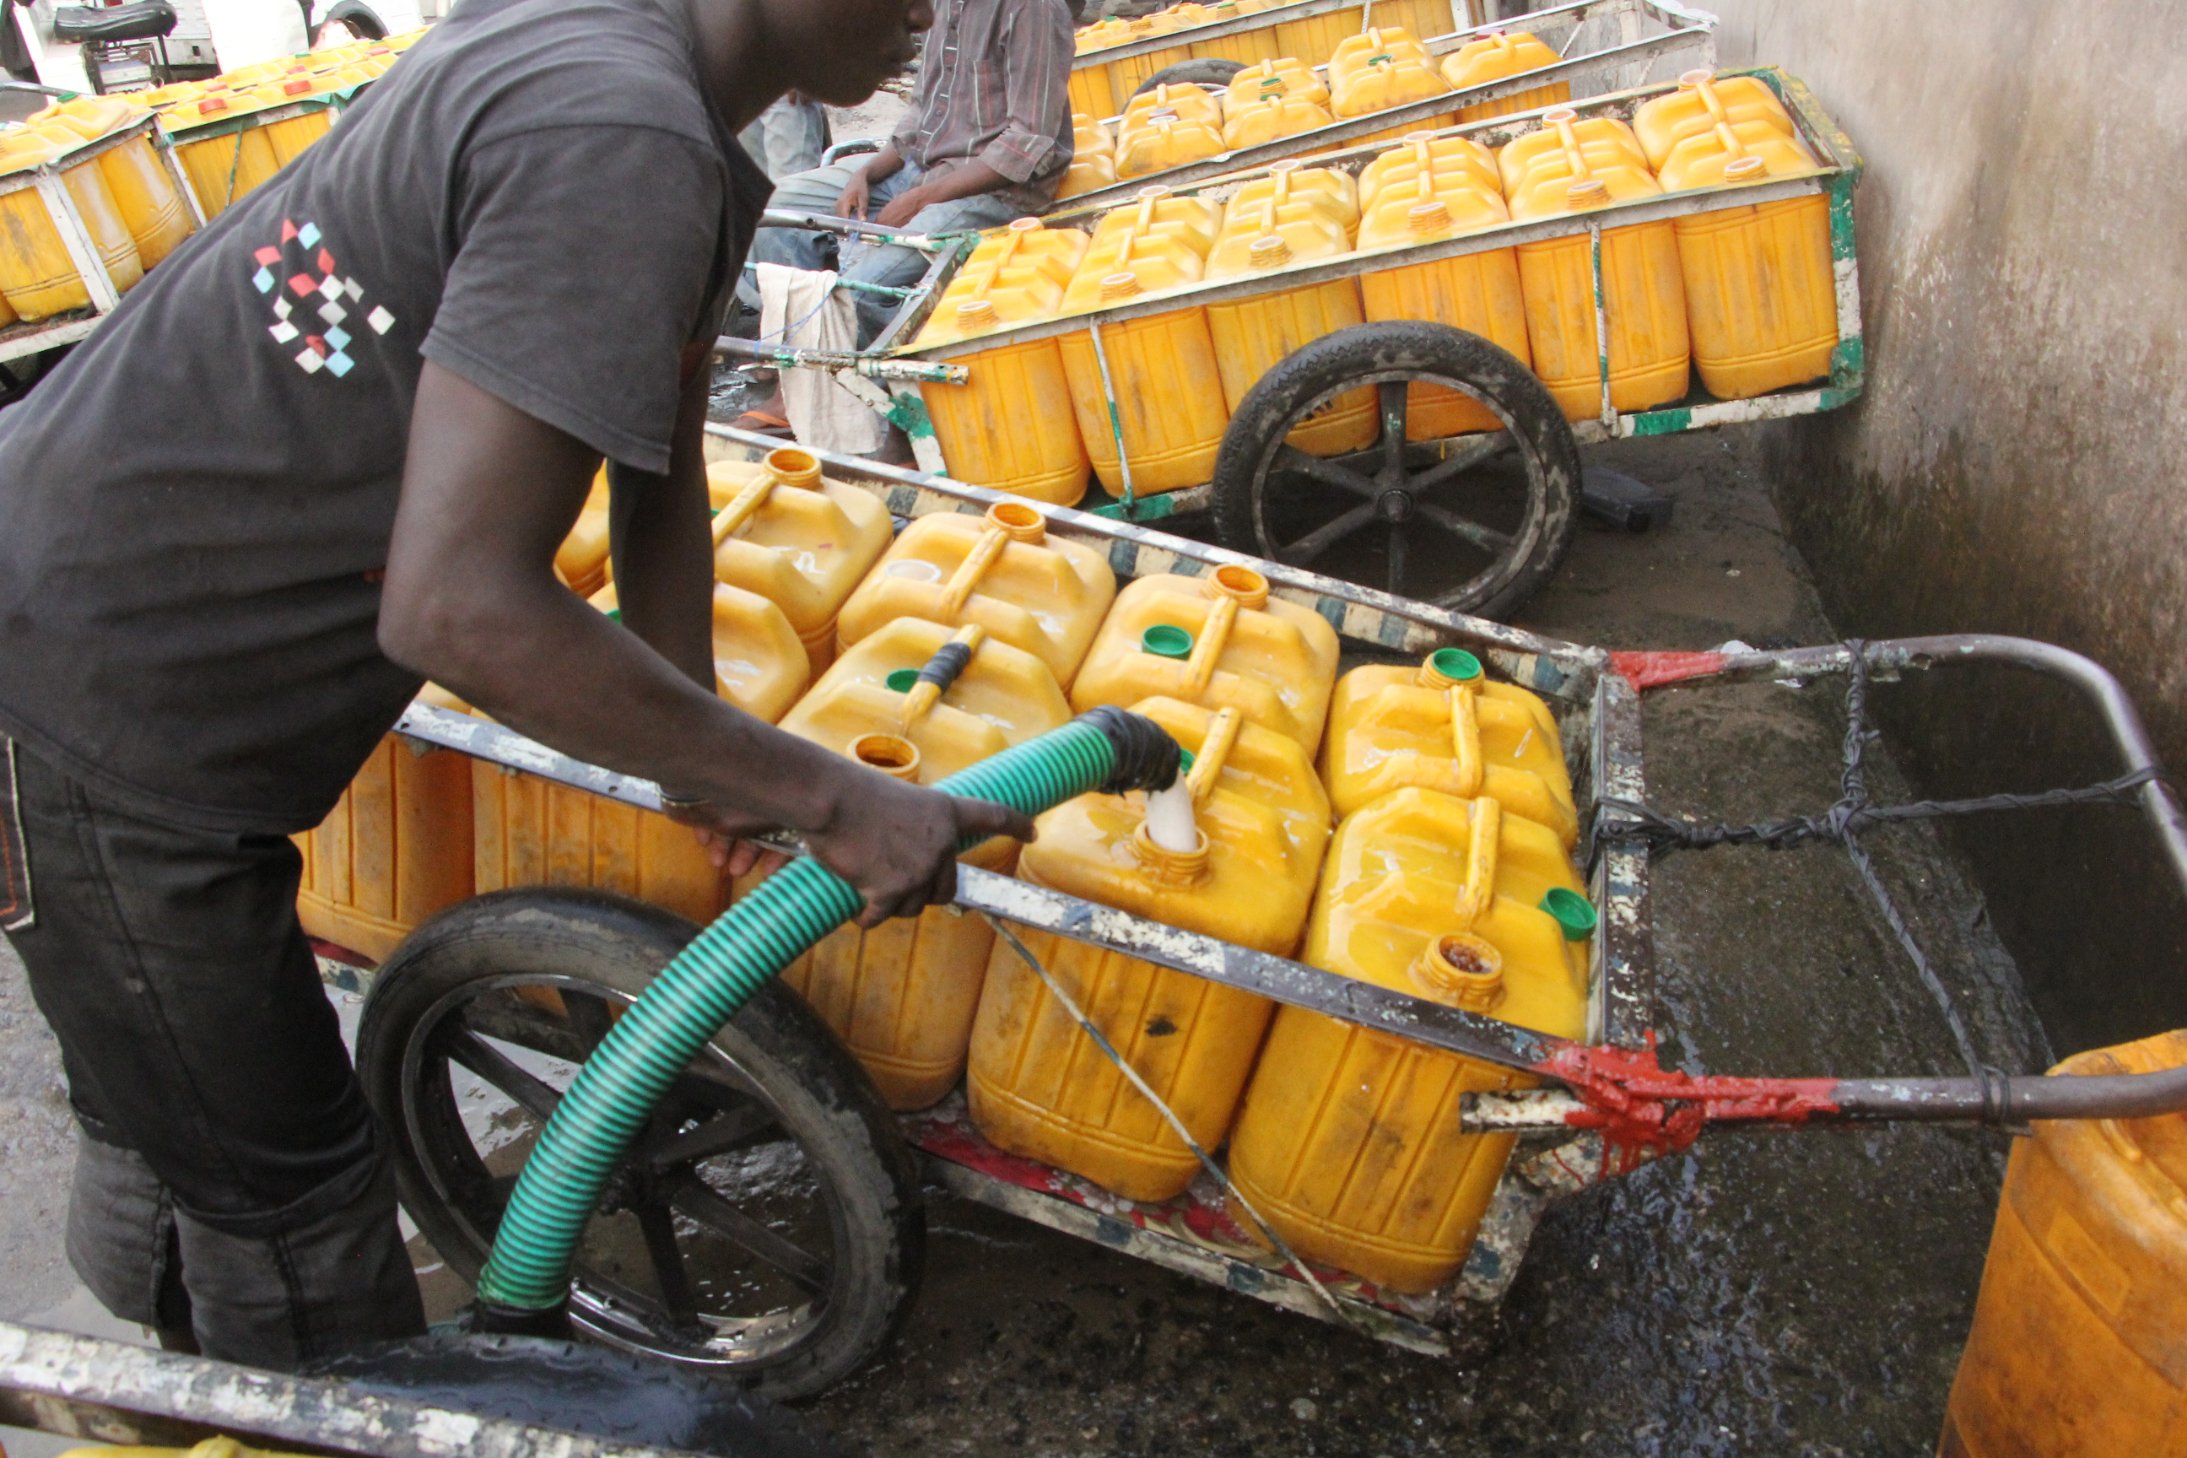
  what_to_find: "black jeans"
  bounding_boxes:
[1,736,424,1367]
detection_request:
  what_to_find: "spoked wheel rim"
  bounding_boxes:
[1212,322,1580,620]
[1249,374,1537,605]
[398,972,847,1368]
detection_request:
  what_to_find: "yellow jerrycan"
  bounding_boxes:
[469,584,806,926]
[1056,228,1230,499]
[1330,52,1456,147]
[1225,159,1360,232]
[1356,145,1530,439]
[1506,109,1690,420]
[1201,198,1376,457]
[1939,1029,2187,1458]
[553,467,614,598]
[1070,564,1341,754]
[1633,68,1798,171]
[967,699,1333,1202]
[1225,789,1594,1292]
[256,79,335,165]
[1319,648,1577,844]
[1328,27,1432,84]
[33,97,195,269]
[754,622,1073,1109]
[1055,151,1118,200]
[294,685,475,963]
[1357,131,1500,209]
[1120,83,1225,135]
[1655,113,1834,400]
[1115,114,1227,180]
[585,580,810,722]
[912,219,1094,504]
[1221,93,1335,150]
[166,95,284,216]
[705,447,894,671]
[1441,31,1569,122]
[1497,109,1650,194]
[0,128,144,321]
[836,500,1117,686]
[1224,57,1330,110]
[1085,184,1222,258]
[1071,112,1115,164]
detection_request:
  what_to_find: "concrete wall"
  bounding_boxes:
[1698,0,2187,1052]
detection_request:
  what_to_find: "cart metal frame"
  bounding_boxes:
[306,434,2185,1354]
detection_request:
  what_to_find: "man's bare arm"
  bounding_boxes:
[378,361,1032,924]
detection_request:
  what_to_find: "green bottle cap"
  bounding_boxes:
[1430,647,1483,682]
[1142,625,1194,659]
[886,668,920,693]
[1540,888,1598,942]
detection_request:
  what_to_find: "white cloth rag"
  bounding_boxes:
[752,261,890,457]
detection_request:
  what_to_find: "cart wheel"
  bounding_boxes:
[356,889,923,1401]
[1130,59,1246,98]
[1211,321,1580,619]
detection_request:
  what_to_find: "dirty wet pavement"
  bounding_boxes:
[0,435,2047,1456]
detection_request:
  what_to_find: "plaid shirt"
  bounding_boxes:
[890,0,1076,213]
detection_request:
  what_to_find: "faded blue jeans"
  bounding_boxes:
[748,159,1022,346]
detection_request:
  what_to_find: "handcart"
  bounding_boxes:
[316,432,2187,1399]
[1066,0,1719,210]
[0,102,202,383]
[728,63,1864,622]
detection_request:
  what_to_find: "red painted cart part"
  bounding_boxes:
[1539,1035,1842,1174]
[1609,649,1730,690]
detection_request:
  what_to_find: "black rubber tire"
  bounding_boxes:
[1129,58,1245,98]
[1210,320,1580,620]
[357,888,924,1401]
[314,1,388,42]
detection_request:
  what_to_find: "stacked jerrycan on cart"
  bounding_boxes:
[1499,105,1690,420]
[1633,70,1837,399]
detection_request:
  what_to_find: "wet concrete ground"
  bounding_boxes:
[0,432,2050,1455]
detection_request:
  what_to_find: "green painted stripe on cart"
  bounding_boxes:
[1628,408,1693,437]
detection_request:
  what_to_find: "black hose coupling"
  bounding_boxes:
[471,1298,575,1340]
[1082,706,1185,795]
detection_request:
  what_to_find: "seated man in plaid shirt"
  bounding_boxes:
[750,0,1078,347]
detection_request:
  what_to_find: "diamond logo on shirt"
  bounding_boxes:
[250,219,396,378]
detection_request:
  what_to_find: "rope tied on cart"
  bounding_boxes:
[1591,641,2171,1083]
[981,915,1376,1335]
[1594,639,2173,855]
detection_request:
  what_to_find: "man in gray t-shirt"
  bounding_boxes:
[0,0,1028,1369]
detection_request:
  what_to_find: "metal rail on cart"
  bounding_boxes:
[1067,0,1719,211]
[0,1321,719,1458]
[311,430,2186,1355]
[1070,0,1485,74]
[858,65,1864,518]
[0,112,203,367]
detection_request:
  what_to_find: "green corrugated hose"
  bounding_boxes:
[475,709,1177,1315]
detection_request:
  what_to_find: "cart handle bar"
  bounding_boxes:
[757,207,963,252]
[1463,1036,2187,1165]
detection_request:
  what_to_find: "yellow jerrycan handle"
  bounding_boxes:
[894,624,988,732]
[939,501,1048,617]
[1180,564,1269,695]
[1452,795,1504,930]
[1185,704,1244,807]
[711,446,823,548]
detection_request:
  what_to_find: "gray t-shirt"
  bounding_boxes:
[0,0,770,833]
